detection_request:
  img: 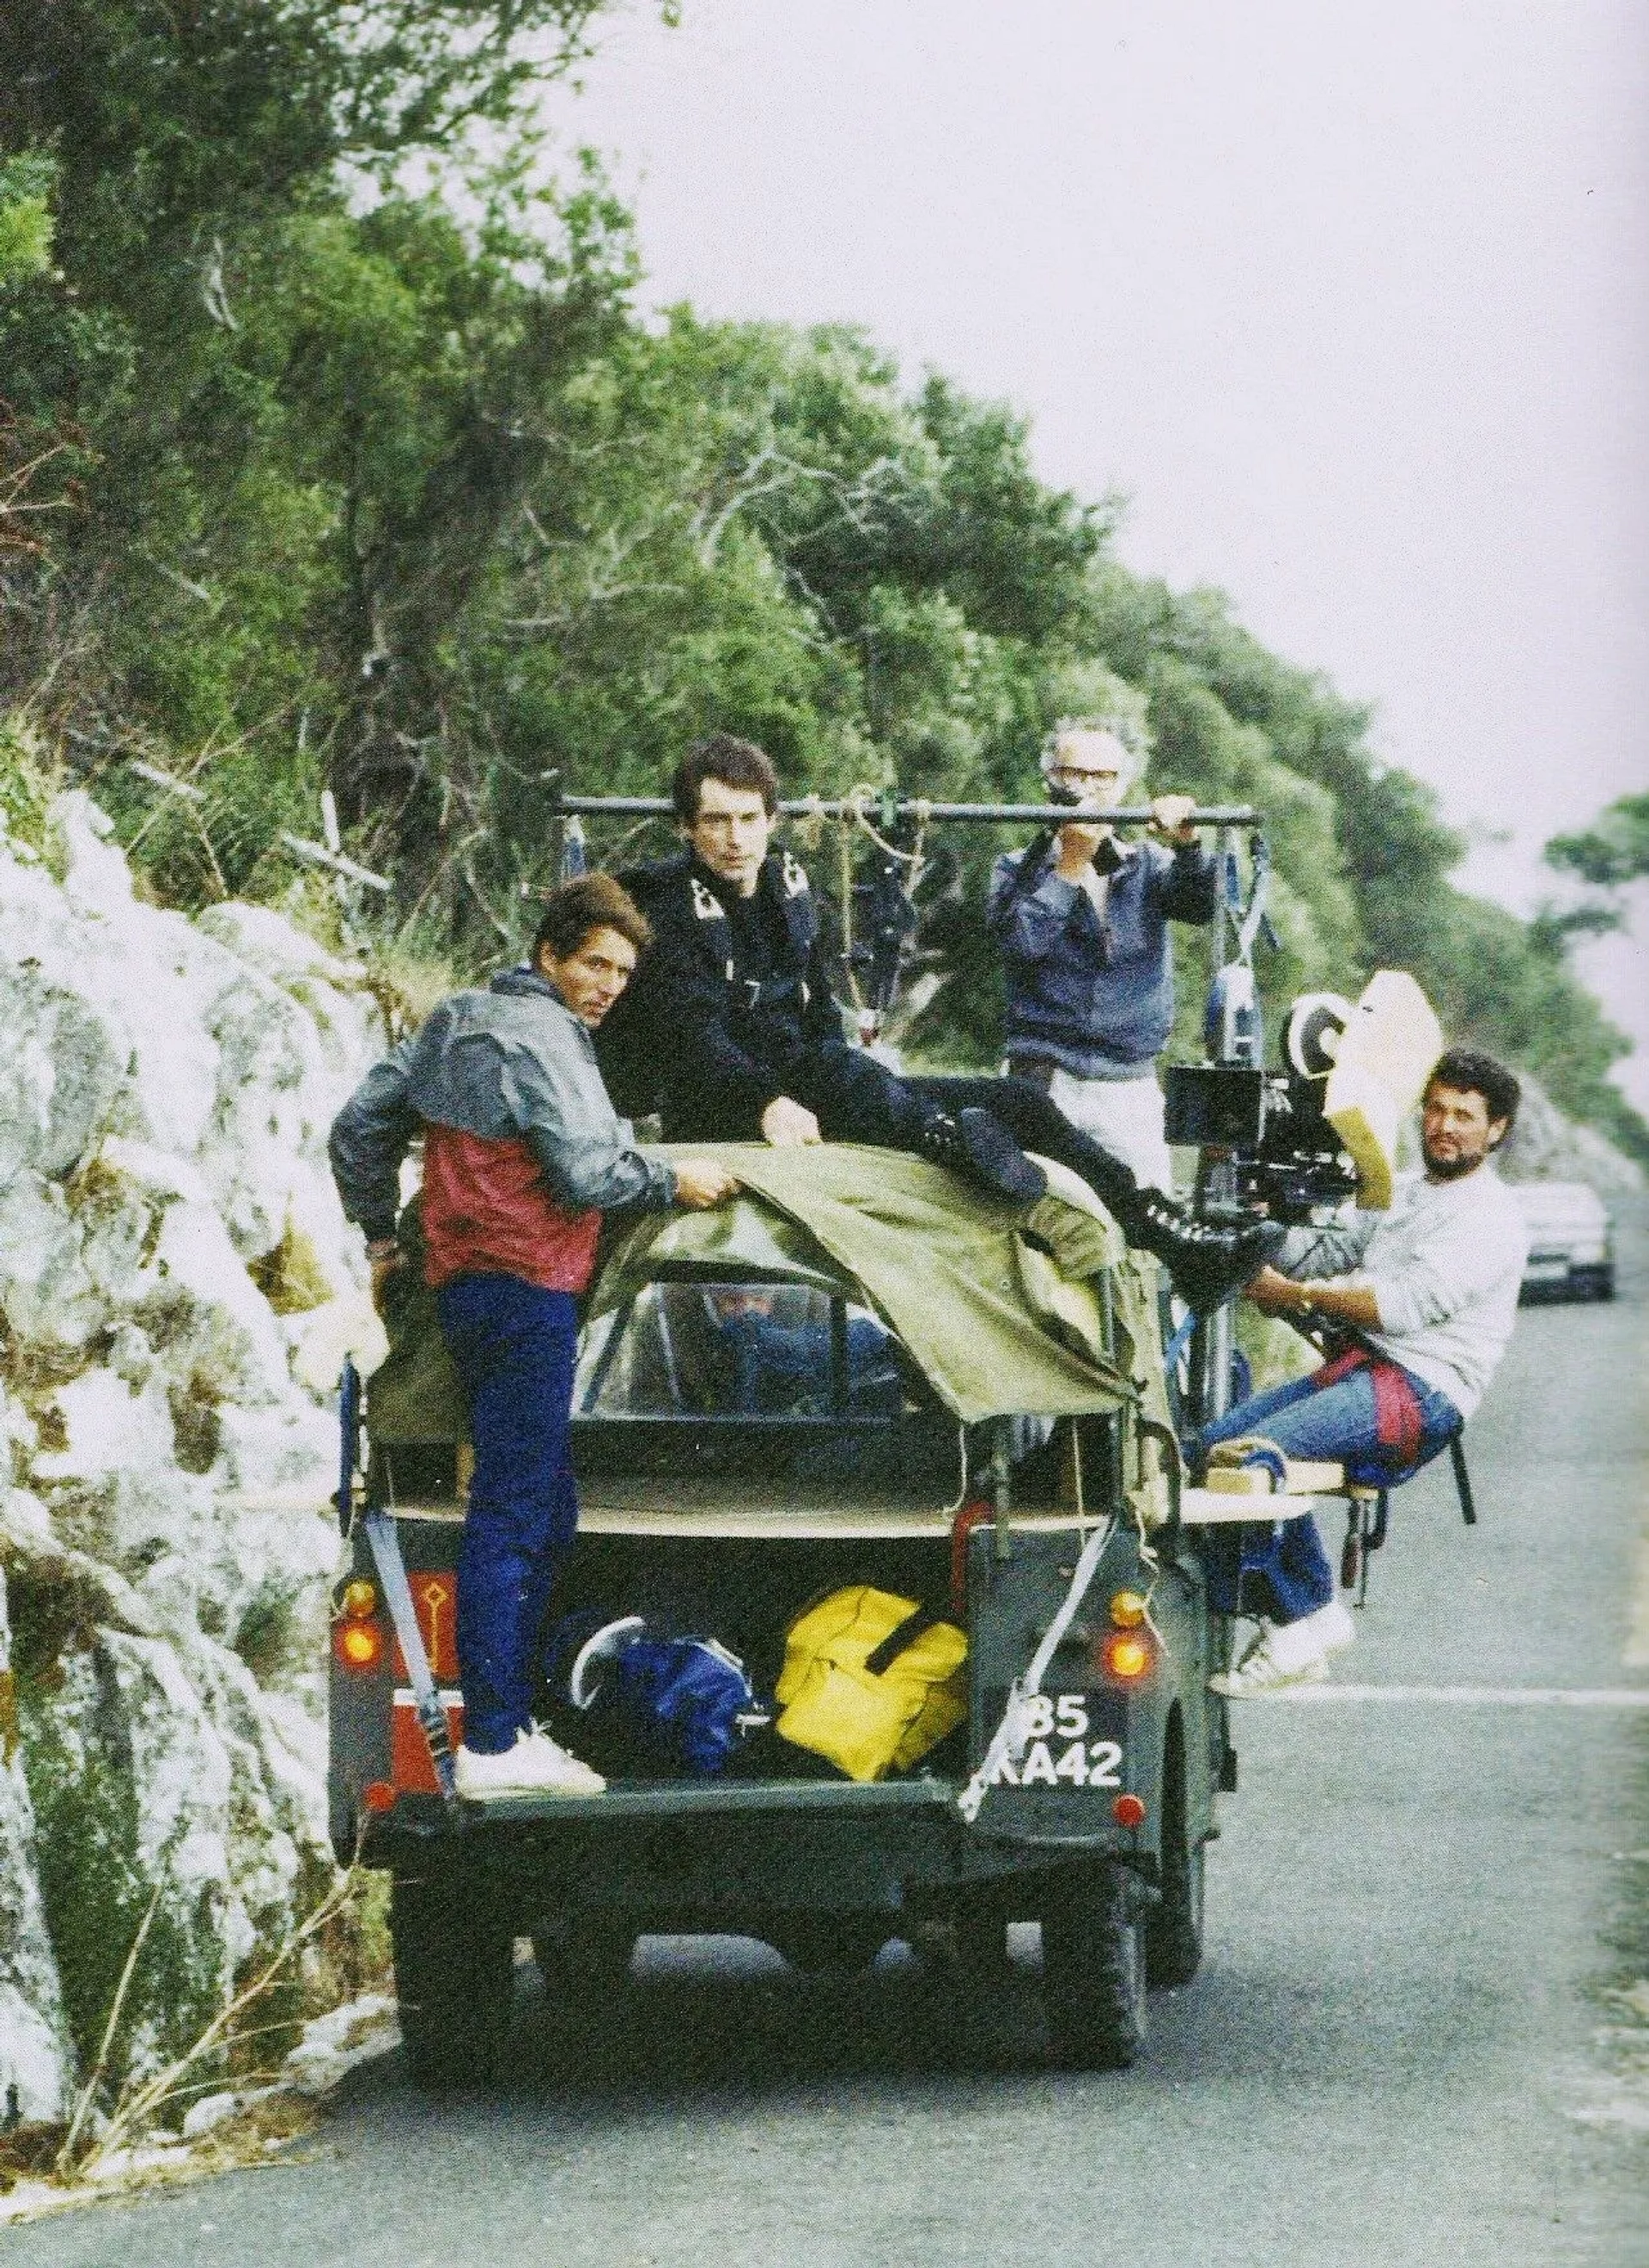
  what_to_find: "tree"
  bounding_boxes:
[1546,792,1649,890]
[2,0,1640,1155]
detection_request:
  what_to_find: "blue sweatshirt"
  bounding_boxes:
[988,836,1216,1079]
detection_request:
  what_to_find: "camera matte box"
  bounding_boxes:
[1163,1064,1267,1148]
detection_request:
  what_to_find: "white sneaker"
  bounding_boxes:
[1209,1644,1330,1698]
[1301,1599,1358,1658]
[454,1725,606,1799]
[1210,1600,1355,1698]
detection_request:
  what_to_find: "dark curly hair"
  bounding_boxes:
[1425,1047,1521,1132]
[671,734,779,824]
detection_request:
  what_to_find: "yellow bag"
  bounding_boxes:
[774,1586,969,1783]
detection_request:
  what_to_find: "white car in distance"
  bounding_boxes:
[1512,1180,1616,1303]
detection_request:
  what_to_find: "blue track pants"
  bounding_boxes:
[436,1273,581,1754]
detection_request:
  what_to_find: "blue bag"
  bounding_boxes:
[545,1613,770,1778]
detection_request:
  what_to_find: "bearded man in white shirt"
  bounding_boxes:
[1202,1048,1530,1696]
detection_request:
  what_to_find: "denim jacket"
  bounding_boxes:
[987,834,1215,1079]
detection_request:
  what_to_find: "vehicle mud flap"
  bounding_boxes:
[391,1860,514,2088]
[364,1507,459,1806]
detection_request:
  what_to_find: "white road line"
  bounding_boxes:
[1263,1684,1649,1706]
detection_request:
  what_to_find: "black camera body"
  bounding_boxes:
[1164,1061,1358,1224]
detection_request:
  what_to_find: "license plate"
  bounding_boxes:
[976,1686,1128,1790]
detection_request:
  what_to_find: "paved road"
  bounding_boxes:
[14,1214,1649,2268]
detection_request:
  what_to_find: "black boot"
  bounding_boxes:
[918,1107,1048,1207]
[1127,1191,1286,1315]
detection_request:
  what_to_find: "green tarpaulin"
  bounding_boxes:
[367,1142,1165,1441]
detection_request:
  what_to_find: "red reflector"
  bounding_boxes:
[1113,1792,1147,1829]
[362,1779,397,1814]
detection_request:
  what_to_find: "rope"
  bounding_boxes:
[843,783,932,873]
[837,815,866,1015]
[834,785,934,1040]
[792,792,828,851]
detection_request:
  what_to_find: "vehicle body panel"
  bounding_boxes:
[327,1149,1232,1972]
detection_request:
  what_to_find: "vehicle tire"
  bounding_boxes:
[1146,1731,1205,1990]
[769,1913,890,1974]
[532,1913,636,2001]
[391,1863,515,2089]
[952,1905,1013,1985]
[1040,1860,1147,2070]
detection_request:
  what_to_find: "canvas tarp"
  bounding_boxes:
[366,1142,1161,1442]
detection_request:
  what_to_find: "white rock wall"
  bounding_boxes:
[0,795,384,2119]
[1499,1071,1644,1198]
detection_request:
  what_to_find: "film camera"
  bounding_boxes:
[1164,993,1361,1224]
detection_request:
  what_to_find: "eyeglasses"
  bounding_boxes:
[1049,767,1121,789]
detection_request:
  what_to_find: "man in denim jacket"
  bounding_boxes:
[989,721,1215,1190]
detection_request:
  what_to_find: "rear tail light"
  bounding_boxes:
[1098,1629,1154,1681]
[1112,1793,1147,1828]
[332,1613,386,1672]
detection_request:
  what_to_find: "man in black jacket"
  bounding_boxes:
[599,735,1278,1313]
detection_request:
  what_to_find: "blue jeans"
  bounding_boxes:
[1199,1367,1462,1624]
[436,1274,581,1754]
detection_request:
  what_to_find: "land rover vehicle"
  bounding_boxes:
[1512,1179,1616,1302]
[326,1143,1273,2084]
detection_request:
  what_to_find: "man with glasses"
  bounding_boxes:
[599,734,1280,1315]
[988,719,1215,1191]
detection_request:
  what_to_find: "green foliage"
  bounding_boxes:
[0,713,61,850]
[1547,791,1649,889]
[0,0,1639,1155]
[0,152,58,286]
[21,1659,221,2094]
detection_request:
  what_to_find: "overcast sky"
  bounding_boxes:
[544,0,1649,1100]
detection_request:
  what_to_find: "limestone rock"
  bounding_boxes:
[0,1572,74,2121]
[0,798,387,2112]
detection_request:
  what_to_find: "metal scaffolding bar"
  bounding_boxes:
[542,792,1261,827]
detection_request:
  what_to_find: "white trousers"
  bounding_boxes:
[1045,1066,1176,1194]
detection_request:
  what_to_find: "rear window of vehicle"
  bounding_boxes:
[575,1280,903,1422]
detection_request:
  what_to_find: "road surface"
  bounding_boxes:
[12,1211,1648,2267]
